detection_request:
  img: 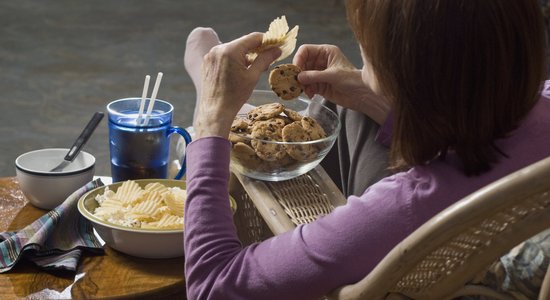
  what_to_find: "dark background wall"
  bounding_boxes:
[0,0,361,177]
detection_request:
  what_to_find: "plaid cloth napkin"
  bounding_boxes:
[0,178,105,273]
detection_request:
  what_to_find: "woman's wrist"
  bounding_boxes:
[193,115,232,140]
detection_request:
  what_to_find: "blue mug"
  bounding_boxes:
[107,98,192,182]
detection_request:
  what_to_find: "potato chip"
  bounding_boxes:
[164,188,186,217]
[93,180,188,230]
[153,206,172,218]
[93,205,120,219]
[115,180,144,206]
[247,15,299,63]
[144,182,169,195]
[93,180,235,230]
[144,214,184,230]
[96,198,123,210]
[131,198,163,215]
[138,190,164,203]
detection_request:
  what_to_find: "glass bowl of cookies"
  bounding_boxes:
[229,90,340,181]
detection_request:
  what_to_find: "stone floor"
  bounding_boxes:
[0,0,361,177]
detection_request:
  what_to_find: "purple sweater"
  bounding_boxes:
[184,84,550,300]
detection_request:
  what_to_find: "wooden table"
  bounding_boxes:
[0,177,186,299]
[0,168,331,299]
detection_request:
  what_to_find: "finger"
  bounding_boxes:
[292,45,308,68]
[249,47,281,75]
[304,86,317,99]
[228,32,265,53]
[296,45,331,71]
[297,69,334,85]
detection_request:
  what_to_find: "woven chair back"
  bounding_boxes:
[330,156,550,300]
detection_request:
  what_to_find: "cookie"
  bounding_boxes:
[278,115,294,125]
[229,131,252,145]
[250,120,287,161]
[247,103,284,121]
[301,116,327,140]
[263,117,288,128]
[269,64,303,100]
[232,142,261,169]
[283,107,303,122]
[231,117,251,132]
[281,121,318,161]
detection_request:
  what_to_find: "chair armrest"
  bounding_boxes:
[232,165,347,235]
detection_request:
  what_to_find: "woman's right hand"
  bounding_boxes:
[194,32,281,139]
[293,44,391,125]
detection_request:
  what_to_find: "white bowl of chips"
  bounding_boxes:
[78,179,236,259]
[229,90,340,181]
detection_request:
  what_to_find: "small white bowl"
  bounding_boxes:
[78,179,237,259]
[15,148,95,210]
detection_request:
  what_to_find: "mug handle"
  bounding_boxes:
[167,126,192,180]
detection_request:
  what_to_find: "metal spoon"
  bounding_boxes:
[50,112,104,172]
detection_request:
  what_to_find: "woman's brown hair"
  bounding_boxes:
[346,0,547,175]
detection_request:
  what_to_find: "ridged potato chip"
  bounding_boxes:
[116,180,144,206]
[93,180,188,230]
[164,188,185,217]
[144,182,169,195]
[144,214,184,230]
[247,15,299,63]
[93,181,235,230]
[131,198,163,218]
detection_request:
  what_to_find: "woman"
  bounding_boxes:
[184,0,549,299]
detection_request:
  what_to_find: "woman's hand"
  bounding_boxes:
[293,44,391,125]
[193,32,281,139]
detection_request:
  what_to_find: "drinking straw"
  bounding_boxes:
[142,72,163,126]
[136,75,151,125]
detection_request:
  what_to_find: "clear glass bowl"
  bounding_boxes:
[229,90,340,181]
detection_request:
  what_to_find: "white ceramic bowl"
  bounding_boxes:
[78,179,237,259]
[15,148,95,210]
[229,90,340,181]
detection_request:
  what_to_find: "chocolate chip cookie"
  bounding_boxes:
[269,64,304,100]
[247,103,284,121]
[281,121,318,162]
[250,120,287,161]
[301,116,327,140]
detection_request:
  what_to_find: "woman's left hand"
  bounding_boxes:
[193,32,281,139]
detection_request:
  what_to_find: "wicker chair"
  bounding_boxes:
[230,156,550,299]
